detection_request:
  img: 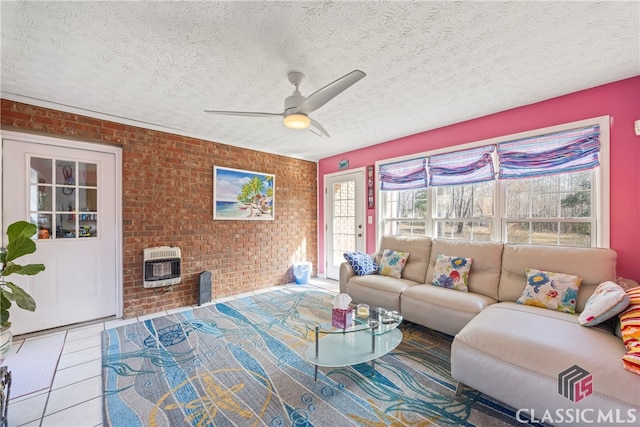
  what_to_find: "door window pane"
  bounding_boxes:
[29,157,98,239]
[78,162,97,186]
[30,157,52,183]
[332,181,356,268]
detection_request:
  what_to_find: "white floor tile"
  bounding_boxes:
[4,338,24,359]
[57,345,101,370]
[45,376,102,416]
[214,295,236,303]
[8,387,48,404]
[66,324,104,343]
[62,335,102,355]
[196,299,217,307]
[137,311,168,321]
[103,317,138,330]
[166,305,193,315]
[6,391,47,427]
[41,396,102,427]
[52,358,102,390]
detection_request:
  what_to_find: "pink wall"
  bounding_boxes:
[318,76,640,281]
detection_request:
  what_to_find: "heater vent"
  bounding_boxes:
[143,246,181,288]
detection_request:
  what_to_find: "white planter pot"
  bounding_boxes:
[0,328,11,365]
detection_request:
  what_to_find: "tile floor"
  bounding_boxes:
[7,278,339,427]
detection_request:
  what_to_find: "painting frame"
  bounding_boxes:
[213,166,275,220]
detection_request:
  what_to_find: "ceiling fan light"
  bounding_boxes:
[284,113,310,129]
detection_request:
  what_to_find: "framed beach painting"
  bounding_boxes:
[213,166,275,220]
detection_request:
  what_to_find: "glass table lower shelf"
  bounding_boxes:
[304,307,403,381]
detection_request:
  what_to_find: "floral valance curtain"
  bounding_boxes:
[428,145,496,186]
[379,158,428,191]
[497,125,600,179]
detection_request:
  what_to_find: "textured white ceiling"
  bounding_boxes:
[1,1,639,161]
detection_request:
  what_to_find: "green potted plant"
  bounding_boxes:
[0,221,45,361]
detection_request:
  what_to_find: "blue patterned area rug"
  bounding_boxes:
[102,286,538,426]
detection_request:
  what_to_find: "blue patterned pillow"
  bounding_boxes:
[343,252,378,276]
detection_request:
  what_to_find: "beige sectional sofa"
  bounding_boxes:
[339,235,640,425]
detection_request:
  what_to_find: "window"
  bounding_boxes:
[504,170,593,246]
[434,181,494,241]
[380,188,428,236]
[378,117,609,248]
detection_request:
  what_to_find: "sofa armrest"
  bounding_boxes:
[339,262,356,293]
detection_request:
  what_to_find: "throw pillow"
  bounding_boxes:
[619,287,640,375]
[578,281,630,326]
[516,268,582,314]
[432,255,472,292]
[378,249,410,279]
[343,251,378,276]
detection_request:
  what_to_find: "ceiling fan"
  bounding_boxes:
[205,69,366,138]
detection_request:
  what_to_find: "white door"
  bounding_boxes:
[325,170,365,280]
[2,137,119,335]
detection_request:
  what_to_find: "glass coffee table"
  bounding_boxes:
[304,306,403,381]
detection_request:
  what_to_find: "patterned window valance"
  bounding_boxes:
[428,145,495,187]
[379,158,427,191]
[497,125,600,179]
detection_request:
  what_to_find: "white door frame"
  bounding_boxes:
[0,130,123,319]
[323,168,367,280]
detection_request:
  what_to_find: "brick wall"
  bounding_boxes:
[1,99,318,317]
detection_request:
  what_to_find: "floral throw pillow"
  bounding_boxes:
[432,255,472,292]
[517,268,582,314]
[378,249,410,279]
[578,281,630,326]
[343,251,378,276]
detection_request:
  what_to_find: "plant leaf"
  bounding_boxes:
[3,281,36,311]
[7,221,37,241]
[1,262,21,277]
[5,235,37,262]
[0,293,10,327]
[1,262,46,277]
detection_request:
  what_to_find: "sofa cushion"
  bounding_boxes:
[452,302,639,412]
[426,239,503,300]
[432,255,472,292]
[401,284,496,336]
[579,281,630,326]
[343,251,378,276]
[378,248,409,278]
[499,244,617,312]
[516,268,582,314]
[376,235,432,283]
[346,274,418,312]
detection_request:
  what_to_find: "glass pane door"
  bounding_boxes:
[325,170,365,280]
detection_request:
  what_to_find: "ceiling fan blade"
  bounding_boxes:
[309,118,330,138]
[295,70,366,115]
[204,110,283,118]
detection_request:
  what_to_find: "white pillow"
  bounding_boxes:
[578,281,630,326]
